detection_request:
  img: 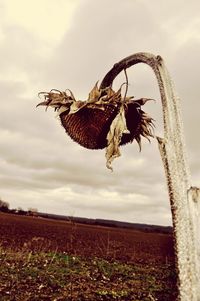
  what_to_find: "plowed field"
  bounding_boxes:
[0,213,177,300]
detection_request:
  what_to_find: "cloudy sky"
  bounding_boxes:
[0,0,200,226]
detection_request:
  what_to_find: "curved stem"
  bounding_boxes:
[100,52,156,89]
[100,52,191,186]
[100,52,200,301]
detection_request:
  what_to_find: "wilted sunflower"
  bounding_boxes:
[37,77,154,170]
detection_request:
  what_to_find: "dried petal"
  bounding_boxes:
[134,98,155,106]
[88,82,101,103]
[69,101,86,114]
[106,106,130,170]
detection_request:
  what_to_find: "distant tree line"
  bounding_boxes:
[0,197,38,216]
[0,198,172,234]
[0,199,10,212]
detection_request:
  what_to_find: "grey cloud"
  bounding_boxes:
[44,0,166,92]
[0,25,44,76]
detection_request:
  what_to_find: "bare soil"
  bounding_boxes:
[0,212,177,300]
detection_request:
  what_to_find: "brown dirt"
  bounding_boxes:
[0,212,174,263]
[0,212,177,300]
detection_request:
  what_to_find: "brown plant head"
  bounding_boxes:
[37,73,154,169]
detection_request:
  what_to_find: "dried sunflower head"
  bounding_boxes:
[37,82,154,169]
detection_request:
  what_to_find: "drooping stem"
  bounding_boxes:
[100,52,200,300]
[100,53,155,90]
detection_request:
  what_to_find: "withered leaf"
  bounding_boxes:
[106,106,130,171]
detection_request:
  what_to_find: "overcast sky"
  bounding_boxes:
[0,0,200,226]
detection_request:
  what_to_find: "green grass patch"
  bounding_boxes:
[0,247,177,300]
